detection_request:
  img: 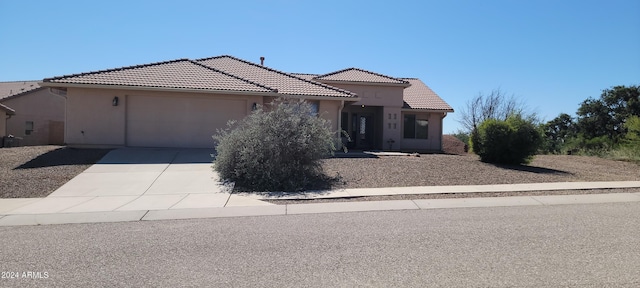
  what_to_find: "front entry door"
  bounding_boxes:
[353,113,374,149]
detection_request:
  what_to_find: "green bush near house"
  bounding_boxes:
[471,115,542,164]
[213,98,339,192]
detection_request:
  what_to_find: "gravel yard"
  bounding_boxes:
[0,146,111,198]
[1,146,638,199]
[321,153,640,188]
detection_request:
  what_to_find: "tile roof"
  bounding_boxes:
[0,81,43,100]
[0,102,15,115]
[315,68,409,85]
[290,73,319,81]
[196,56,356,98]
[43,59,275,93]
[401,78,453,111]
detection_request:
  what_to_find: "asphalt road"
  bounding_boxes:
[1,202,639,287]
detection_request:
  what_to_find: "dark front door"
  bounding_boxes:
[353,113,375,149]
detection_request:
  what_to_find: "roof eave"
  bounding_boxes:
[316,79,411,88]
[38,82,360,101]
[39,82,277,96]
[402,107,454,113]
[269,93,360,102]
[0,104,15,115]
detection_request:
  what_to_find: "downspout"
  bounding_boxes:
[338,100,344,149]
[338,100,344,130]
[440,112,447,152]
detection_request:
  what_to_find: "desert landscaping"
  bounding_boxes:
[1,144,638,199]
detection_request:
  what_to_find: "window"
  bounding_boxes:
[25,121,34,135]
[403,115,428,139]
[308,101,319,115]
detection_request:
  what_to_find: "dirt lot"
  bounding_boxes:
[1,146,638,199]
[0,146,111,198]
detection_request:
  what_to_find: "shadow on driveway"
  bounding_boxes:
[14,148,112,169]
[91,148,216,165]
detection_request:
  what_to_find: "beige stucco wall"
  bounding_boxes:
[318,100,341,131]
[323,83,405,107]
[66,88,127,146]
[382,106,402,150]
[400,111,445,152]
[66,87,311,147]
[1,89,65,145]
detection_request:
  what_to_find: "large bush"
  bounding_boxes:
[471,115,542,164]
[213,98,338,192]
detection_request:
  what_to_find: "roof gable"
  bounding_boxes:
[401,78,453,111]
[196,56,356,98]
[43,59,275,93]
[315,68,409,85]
[0,81,43,100]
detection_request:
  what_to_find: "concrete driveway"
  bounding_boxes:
[4,148,271,215]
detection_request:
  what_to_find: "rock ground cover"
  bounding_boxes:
[321,154,640,189]
[0,146,110,198]
[1,146,638,199]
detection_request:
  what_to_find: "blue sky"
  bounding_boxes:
[1,0,638,133]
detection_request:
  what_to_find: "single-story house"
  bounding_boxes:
[40,55,453,151]
[0,81,65,145]
[1,103,16,140]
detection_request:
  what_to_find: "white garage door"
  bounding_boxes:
[126,95,246,148]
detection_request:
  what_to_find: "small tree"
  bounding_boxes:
[541,113,576,154]
[213,98,338,192]
[458,89,537,133]
[471,115,542,164]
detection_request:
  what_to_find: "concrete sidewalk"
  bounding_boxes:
[1,181,639,226]
[238,181,640,200]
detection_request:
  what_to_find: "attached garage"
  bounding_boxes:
[40,56,359,149]
[126,94,247,148]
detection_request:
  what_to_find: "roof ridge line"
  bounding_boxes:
[316,67,409,84]
[195,55,357,97]
[43,58,190,82]
[290,72,319,75]
[188,60,277,92]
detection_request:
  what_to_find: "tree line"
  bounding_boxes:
[456,85,640,164]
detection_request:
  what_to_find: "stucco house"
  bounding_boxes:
[0,81,65,145]
[40,55,453,151]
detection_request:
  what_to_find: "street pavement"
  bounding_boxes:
[1,202,639,287]
[0,148,639,226]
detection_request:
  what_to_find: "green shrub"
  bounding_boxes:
[564,134,614,156]
[607,146,640,163]
[213,98,338,192]
[609,115,640,162]
[470,115,542,164]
